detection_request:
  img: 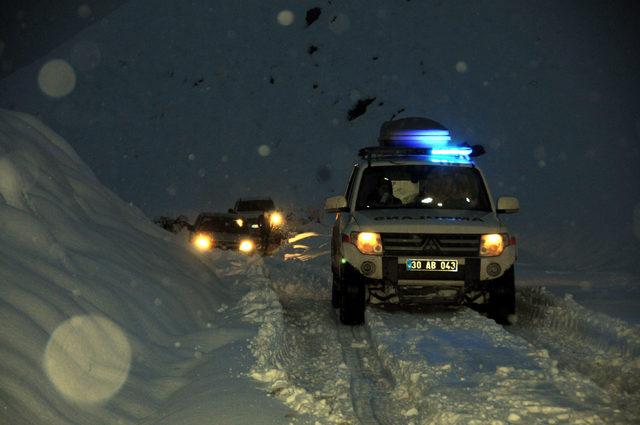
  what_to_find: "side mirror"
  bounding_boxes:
[325,195,349,213]
[228,208,235,213]
[497,196,519,214]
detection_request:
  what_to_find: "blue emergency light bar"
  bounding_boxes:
[358,144,483,161]
[431,147,473,156]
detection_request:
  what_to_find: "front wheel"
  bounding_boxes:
[339,269,365,325]
[487,266,516,325]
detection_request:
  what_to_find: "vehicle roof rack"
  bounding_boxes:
[358,146,430,158]
[358,144,485,161]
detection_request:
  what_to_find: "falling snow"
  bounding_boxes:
[277,10,295,26]
[78,4,92,19]
[38,59,76,97]
[258,144,271,156]
[455,61,468,73]
[0,1,638,422]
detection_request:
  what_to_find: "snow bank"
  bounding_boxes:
[0,110,289,424]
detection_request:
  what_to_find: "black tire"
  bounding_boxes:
[331,273,341,308]
[339,268,365,325]
[487,266,516,325]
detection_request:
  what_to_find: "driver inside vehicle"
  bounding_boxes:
[367,177,402,206]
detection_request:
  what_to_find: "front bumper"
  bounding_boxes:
[342,243,515,281]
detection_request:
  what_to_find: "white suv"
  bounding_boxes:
[325,118,519,325]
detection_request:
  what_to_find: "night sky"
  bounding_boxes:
[1,0,639,271]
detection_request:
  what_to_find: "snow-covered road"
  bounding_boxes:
[244,231,640,424]
[4,111,639,425]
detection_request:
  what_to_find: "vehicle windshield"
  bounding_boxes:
[355,165,491,211]
[235,199,275,212]
[197,217,243,233]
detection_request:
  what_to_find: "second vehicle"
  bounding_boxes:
[190,212,258,254]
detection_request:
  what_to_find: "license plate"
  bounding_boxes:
[406,259,458,272]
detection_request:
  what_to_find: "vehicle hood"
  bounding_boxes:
[199,231,256,243]
[208,232,243,243]
[351,209,503,234]
[237,211,265,220]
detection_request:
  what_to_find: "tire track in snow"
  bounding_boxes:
[266,252,409,425]
[269,251,617,423]
[367,305,631,424]
[510,286,640,419]
[335,322,406,425]
[277,297,357,423]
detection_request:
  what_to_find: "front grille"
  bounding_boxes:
[381,233,480,257]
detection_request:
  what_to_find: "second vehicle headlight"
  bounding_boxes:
[192,233,213,251]
[239,239,255,253]
[351,232,383,255]
[480,233,507,257]
[269,212,284,227]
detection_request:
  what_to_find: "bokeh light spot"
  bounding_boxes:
[277,10,295,26]
[44,315,131,403]
[38,59,76,98]
[455,61,468,73]
[78,5,92,18]
[258,145,271,157]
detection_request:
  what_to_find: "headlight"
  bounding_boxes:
[239,239,255,253]
[192,233,213,251]
[269,212,284,227]
[235,218,244,227]
[480,233,507,257]
[351,232,383,255]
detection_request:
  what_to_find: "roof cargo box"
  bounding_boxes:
[378,117,449,146]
